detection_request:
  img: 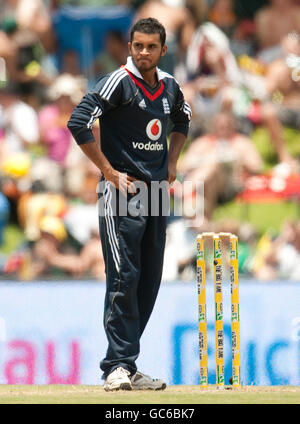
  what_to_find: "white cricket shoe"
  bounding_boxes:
[103,367,132,391]
[131,371,167,390]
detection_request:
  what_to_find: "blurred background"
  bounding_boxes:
[0,0,299,387]
[1,0,300,283]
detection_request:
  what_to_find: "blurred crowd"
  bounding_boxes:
[0,0,300,282]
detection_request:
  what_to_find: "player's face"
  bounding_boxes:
[129,32,167,73]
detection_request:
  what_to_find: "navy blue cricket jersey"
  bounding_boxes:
[67,56,191,182]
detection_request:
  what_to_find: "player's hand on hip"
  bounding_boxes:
[104,168,137,196]
[168,163,177,185]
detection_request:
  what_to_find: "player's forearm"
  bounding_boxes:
[168,132,187,183]
[168,132,187,166]
[67,109,113,176]
[78,140,113,176]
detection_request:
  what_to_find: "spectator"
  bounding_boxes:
[76,227,106,280]
[254,221,300,281]
[208,0,257,57]
[0,0,55,100]
[162,216,200,282]
[38,73,86,165]
[209,0,237,39]
[0,151,31,222]
[134,0,196,73]
[178,112,263,220]
[255,0,300,59]
[185,22,241,83]
[30,215,105,280]
[61,50,82,76]
[185,0,208,26]
[258,33,300,169]
[230,18,257,57]
[20,190,67,242]
[29,215,81,279]
[0,83,39,155]
[0,24,17,67]
[182,22,241,136]
[63,195,98,247]
[0,0,55,52]
[93,30,128,76]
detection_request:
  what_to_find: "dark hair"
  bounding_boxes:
[130,18,166,46]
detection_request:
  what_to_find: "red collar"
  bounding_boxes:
[124,68,165,101]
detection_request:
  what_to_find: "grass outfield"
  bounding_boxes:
[0,385,299,404]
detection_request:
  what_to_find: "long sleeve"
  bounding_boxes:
[169,84,191,136]
[67,69,127,145]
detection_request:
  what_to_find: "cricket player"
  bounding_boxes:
[67,18,191,391]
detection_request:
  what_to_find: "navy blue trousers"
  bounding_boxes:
[98,180,167,378]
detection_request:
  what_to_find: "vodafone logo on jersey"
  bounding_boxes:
[146,119,162,141]
[132,119,164,151]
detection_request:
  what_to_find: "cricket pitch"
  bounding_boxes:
[0,385,299,404]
